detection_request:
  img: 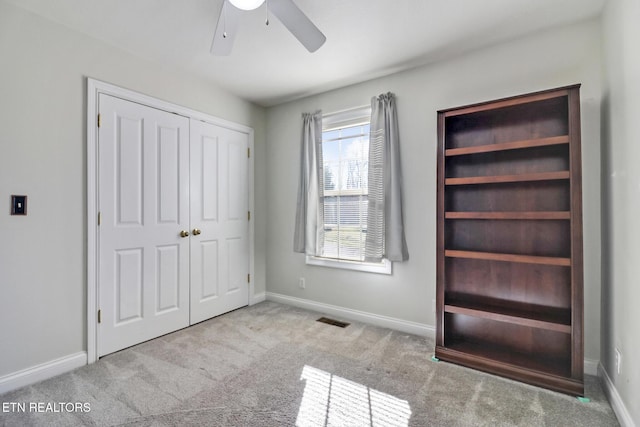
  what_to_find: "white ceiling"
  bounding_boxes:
[6,0,606,106]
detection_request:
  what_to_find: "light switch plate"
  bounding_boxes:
[11,195,27,215]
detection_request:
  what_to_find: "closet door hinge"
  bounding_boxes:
[97,114,101,128]
[98,309,102,324]
[247,147,250,158]
[98,211,101,226]
[247,274,250,283]
[248,211,251,221]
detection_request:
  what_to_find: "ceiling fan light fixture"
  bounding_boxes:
[212,0,326,55]
[228,0,265,11]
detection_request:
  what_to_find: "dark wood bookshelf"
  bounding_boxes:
[435,342,582,395]
[445,250,571,266]
[436,85,584,396]
[444,293,571,333]
[445,171,570,186]
[445,211,571,220]
[445,135,569,157]
[439,341,572,379]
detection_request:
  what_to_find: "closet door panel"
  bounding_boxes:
[98,94,190,357]
[190,120,250,324]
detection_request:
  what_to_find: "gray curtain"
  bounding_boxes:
[365,93,409,262]
[293,111,324,255]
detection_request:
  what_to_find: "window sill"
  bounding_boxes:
[306,256,392,275]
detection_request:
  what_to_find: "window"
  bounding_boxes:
[306,107,391,274]
[322,122,369,260]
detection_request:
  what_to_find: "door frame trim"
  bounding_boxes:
[87,78,255,364]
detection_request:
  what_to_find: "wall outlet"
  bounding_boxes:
[615,348,622,374]
[299,277,306,289]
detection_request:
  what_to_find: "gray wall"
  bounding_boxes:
[265,18,603,364]
[601,0,640,423]
[0,0,266,377]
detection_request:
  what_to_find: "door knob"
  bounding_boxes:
[192,228,202,235]
[180,230,190,238]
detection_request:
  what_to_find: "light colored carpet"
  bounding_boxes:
[0,301,619,426]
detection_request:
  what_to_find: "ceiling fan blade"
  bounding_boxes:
[211,0,241,56]
[269,0,326,52]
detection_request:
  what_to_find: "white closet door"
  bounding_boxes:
[98,94,190,356]
[189,119,250,324]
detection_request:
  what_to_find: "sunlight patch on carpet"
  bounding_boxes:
[296,365,411,426]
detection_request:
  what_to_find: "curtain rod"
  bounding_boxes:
[322,104,370,119]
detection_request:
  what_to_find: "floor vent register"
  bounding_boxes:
[316,317,350,328]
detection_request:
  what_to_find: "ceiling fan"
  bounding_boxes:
[211,0,326,55]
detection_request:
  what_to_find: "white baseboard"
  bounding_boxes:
[250,292,266,305]
[584,358,599,376]
[598,363,636,427]
[0,352,87,395]
[266,292,435,338]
